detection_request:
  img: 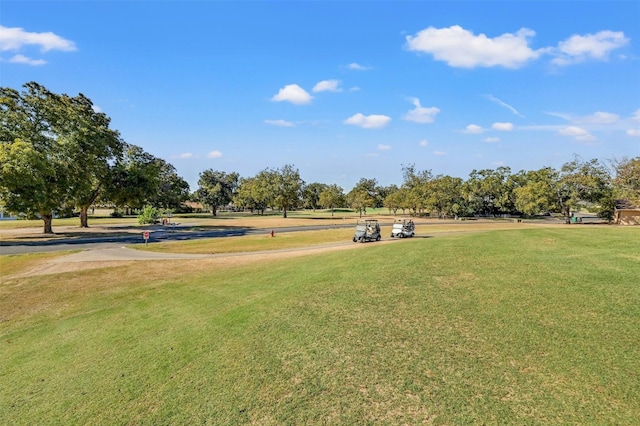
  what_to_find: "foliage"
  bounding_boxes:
[137,205,160,224]
[195,169,239,216]
[613,156,640,204]
[318,184,345,216]
[253,164,304,218]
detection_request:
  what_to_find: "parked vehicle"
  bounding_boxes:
[390,219,415,238]
[353,219,381,243]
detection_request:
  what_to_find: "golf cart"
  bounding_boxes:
[390,218,415,238]
[353,219,381,243]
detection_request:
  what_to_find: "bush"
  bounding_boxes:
[137,206,160,225]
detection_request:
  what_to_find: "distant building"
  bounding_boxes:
[614,199,640,225]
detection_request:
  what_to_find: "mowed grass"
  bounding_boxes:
[137,228,356,254]
[1,227,639,424]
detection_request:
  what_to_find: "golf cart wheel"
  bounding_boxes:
[376,235,381,241]
[360,237,365,243]
[390,234,394,238]
[398,233,404,238]
[353,237,357,242]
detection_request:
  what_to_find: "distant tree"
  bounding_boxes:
[384,188,403,216]
[463,167,513,216]
[234,177,268,214]
[254,164,304,218]
[303,182,328,211]
[425,175,464,218]
[196,169,239,216]
[102,144,172,213]
[556,156,612,223]
[319,184,345,216]
[513,167,559,216]
[347,178,378,217]
[401,164,432,215]
[612,157,640,204]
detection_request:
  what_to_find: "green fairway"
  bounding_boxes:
[1,227,639,424]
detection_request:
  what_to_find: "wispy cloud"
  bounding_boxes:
[484,137,500,143]
[207,150,223,159]
[627,129,640,137]
[312,80,342,93]
[462,124,485,134]
[0,25,77,52]
[177,152,193,159]
[558,126,595,142]
[344,113,391,129]
[492,122,514,131]
[551,30,629,66]
[487,95,524,117]
[419,139,429,147]
[271,84,313,105]
[433,150,447,156]
[346,62,371,71]
[8,53,46,65]
[403,97,440,123]
[377,144,391,151]
[265,119,295,127]
[0,25,76,66]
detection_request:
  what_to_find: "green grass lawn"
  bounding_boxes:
[2,227,639,424]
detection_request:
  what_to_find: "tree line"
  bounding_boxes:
[2,83,639,233]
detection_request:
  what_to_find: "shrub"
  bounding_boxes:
[137,206,160,225]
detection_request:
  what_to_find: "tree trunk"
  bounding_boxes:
[211,206,217,216]
[283,207,288,218]
[80,206,89,228]
[42,213,54,234]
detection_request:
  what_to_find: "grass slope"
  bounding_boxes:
[1,227,639,424]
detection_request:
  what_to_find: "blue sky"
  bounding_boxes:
[2,1,639,191]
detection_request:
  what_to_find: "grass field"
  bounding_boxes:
[1,226,639,424]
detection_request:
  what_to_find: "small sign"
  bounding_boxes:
[143,231,150,239]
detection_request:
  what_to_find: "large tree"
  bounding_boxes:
[613,157,640,204]
[103,144,183,213]
[196,169,239,216]
[1,82,124,231]
[302,182,328,211]
[513,167,559,216]
[319,184,345,216]
[556,157,612,223]
[254,164,304,218]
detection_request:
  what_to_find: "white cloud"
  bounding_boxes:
[8,54,46,65]
[627,129,640,137]
[576,111,619,124]
[0,25,77,52]
[406,25,540,69]
[346,62,371,71]
[265,119,295,127]
[344,113,391,129]
[349,86,361,92]
[271,84,313,105]
[558,126,595,142]
[463,124,484,134]
[312,80,342,93]
[178,152,193,159]
[484,137,500,143]
[207,150,223,159]
[403,98,440,123]
[377,144,391,151]
[632,109,640,122]
[492,122,514,131]
[419,139,429,147]
[433,150,447,156]
[552,30,629,66]
[487,95,524,117]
